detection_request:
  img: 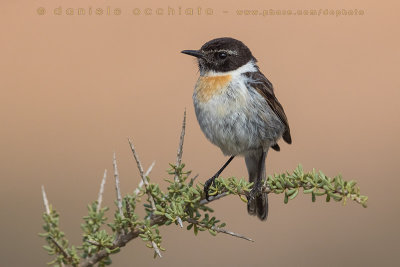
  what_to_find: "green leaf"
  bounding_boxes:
[287,188,296,196]
[314,190,325,196]
[239,195,248,203]
[276,181,283,190]
[326,194,331,202]
[303,188,314,194]
[288,189,299,200]
[208,229,217,236]
[331,193,343,201]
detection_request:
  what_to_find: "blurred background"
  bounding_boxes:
[1,0,399,266]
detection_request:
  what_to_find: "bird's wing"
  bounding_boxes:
[244,71,292,145]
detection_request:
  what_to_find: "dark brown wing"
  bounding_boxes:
[244,71,292,145]
[271,143,280,151]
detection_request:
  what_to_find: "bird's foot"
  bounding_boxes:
[247,184,261,203]
[204,175,218,201]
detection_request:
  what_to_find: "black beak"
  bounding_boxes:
[181,50,204,59]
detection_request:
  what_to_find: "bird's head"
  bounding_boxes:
[181,37,256,74]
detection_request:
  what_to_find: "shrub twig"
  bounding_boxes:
[96,169,107,213]
[40,115,368,267]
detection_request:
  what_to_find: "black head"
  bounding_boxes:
[181,37,256,73]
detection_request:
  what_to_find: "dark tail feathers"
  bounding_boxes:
[245,150,268,221]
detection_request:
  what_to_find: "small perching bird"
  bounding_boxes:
[182,37,292,221]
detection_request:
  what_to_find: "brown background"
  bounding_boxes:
[1,0,399,266]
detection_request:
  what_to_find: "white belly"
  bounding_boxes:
[193,78,284,156]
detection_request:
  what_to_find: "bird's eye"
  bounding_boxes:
[216,52,227,59]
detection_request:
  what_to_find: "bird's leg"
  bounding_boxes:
[204,156,235,200]
[248,151,266,201]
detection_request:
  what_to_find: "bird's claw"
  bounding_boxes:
[204,176,217,201]
[247,185,261,202]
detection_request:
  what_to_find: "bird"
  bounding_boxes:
[181,37,291,221]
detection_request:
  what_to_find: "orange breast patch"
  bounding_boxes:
[195,75,232,102]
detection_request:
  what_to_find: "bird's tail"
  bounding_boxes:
[245,149,268,221]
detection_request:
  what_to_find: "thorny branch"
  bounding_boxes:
[174,109,186,183]
[79,215,166,267]
[134,161,155,196]
[174,110,187,228]
[186,218,254,242]
[40,113,368,267]
[41,185,50,215]
[96,169,107,213]
[113,153,123,218]
[127,139,161,256]
[49,236,72,262]
[128,138,156,211]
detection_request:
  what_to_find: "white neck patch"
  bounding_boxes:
[202,60,258,77]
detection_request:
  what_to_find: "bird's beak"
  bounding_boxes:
[181,50,204,59]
